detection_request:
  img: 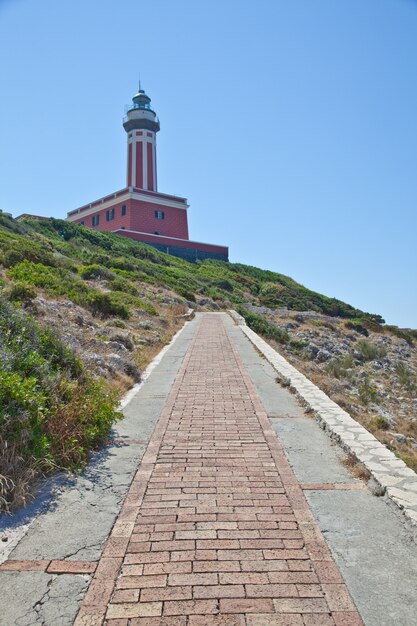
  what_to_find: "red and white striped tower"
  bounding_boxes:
[123,88,160,191]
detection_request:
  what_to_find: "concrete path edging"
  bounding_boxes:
[229,310,417,532]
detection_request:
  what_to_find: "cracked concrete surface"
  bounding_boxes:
[228,317,417,626]
[0,319,196,626]
[0,572,91,626]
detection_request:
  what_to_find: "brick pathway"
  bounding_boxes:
[75,314,363,626]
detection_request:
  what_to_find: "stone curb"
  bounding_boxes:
[229,310,417,530]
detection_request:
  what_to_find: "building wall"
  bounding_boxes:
[116,230,229,263]
[129,198,189,239]
[71,197,189,239]
[72,200,130,232]
[146,242,228,263]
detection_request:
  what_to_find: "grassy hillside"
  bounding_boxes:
[0,214,399,510]
[0,214,385,321]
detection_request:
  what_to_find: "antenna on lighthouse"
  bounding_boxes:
[138,75,142,91]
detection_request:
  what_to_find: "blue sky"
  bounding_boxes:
[1,0,416,327]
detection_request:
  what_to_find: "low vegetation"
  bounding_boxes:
[0,213,385,322]
[261,308,417,473]
[0,298,120,511]
[0,212,415,508]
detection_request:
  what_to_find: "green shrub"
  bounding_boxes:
[213,279,234,293]
[395,362,416,393]
[385,325,417,346]
[237,306,289,344]
[104,318,127,329]
[86,292,130,319]
[326,355,355,380]
[374,416,390,431]
[289,339,309,355]
[45,378,120,467]
[8,260,73,292]
[0,371,49,459]
[258,282,286,308]
[310,319,337,331]
[8,260,131,318]
[0,299,121,511]
[358,378,379,405]
[0,242,57,269]
[108,290,158,316]
[344,319,369,337]
[79,264,116,281]
[356,340,387,361]
[6,282,36,303]
[176,287,196,302]
[110,276,138,295]
[110,258,139,272]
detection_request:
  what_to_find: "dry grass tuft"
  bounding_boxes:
[342,454,371,482]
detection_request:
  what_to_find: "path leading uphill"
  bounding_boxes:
[1,313,417,626]
[75,314,363,626]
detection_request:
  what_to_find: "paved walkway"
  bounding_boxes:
[75,314,363,626]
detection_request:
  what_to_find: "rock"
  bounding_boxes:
[305,344,319,360]
[107,353,141,381]
[138,320,153,329]
[74,314,86,326]
[108,333,134,351]
[107,353,126,372]
[100,340,128,352]
[368,478,386,497]
[373,407,397,428]
[285,323,299,330]
[84,353,108,377]
[316,349,331,363]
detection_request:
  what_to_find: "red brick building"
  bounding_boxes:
[67,88,228,262]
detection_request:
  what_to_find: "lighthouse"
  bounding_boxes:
[67,86,228,262]
[124,88,160,191]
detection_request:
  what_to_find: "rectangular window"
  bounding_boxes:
[92,215,100,226]
[80,221,84,226]
[155,210,165,220]
[106,208,115,221]
[121,204,127,216]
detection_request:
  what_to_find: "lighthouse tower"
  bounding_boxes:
[123,88,160,191]
[66,86,228,262]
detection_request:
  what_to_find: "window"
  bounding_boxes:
[155,210,165,220]
[121,204,127,216]
[80,221,84,226]
[92,215,100,226]
[106,208,115,221]
[154,231,160,235]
